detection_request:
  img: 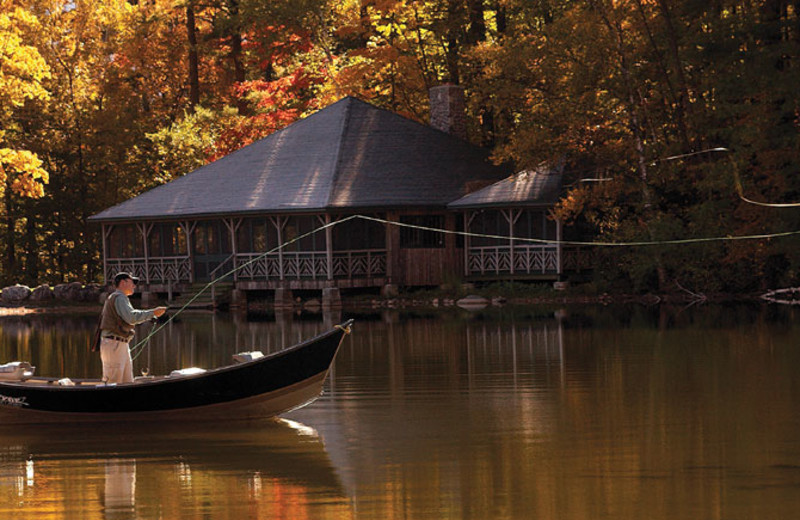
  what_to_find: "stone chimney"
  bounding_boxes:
[429,85,467,140]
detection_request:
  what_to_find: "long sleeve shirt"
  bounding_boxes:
[113,291,156,326]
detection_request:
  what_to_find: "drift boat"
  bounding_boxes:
[0,320,352,424]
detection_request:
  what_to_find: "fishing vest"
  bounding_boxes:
[100,293,135,341]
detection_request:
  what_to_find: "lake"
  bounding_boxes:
[1,304,799,519]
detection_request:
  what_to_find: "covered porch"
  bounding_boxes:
[461,208,563,279]
[101,214,389,292]
[449,166,591,281]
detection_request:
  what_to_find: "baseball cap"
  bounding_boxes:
[113,272,140,286]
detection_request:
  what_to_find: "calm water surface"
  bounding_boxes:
[0,305,799,519]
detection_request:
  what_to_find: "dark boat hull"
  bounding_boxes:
[0,320,352,424]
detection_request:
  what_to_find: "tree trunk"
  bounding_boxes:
[445,0,461,84]
[654,0,693,150]
[25,205,38,285]
[466,0,486,44]
[186,1,200,110]
[495,0,506,34]
[4,180,16,281]
[359,1,371,47]
[227,0,247,112]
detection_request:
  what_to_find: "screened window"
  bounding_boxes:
[468,210,509,247]
[332,215,386,251]
[237,218,279,253]
[148,223,187,256]
[513,210,557,241]
[107,224,144,258]
[399,215,445,248]
[282,216,326,252]
[192,221,231,255]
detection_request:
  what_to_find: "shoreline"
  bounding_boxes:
[0,291,770,317]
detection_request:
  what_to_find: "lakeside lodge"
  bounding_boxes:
[88,87,591,308]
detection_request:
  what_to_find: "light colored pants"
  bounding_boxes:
[100,338,134,384]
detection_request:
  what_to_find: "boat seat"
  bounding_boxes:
[233,351,264,363]
[168,367,207,377]
[0,362,35,381]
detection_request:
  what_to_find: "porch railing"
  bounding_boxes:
[331,250,386,279]
[467,245,559,275]
[234,249,387,281]
[106,256,192,284]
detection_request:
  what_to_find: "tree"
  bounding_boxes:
[0,3,51,282]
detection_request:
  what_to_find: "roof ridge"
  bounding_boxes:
[326,97,353,208]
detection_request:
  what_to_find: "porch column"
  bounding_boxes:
[224,218,241,281]
[101,224,110,285]
[464,212,476,277]
[273,216,285,281]
[325,214,334,281]
[137,223,151,283]
[183,221,196,283]
[385,211,399,284]
[556,218,563,275]
[502,209,521,275]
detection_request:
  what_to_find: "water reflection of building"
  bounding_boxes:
[325,311,566,394]
[291,312,567,504]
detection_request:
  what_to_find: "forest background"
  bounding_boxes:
[1,0,799,294]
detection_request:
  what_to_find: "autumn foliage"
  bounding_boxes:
[1,0,799,293]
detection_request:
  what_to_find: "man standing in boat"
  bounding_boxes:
[99,272,167,384]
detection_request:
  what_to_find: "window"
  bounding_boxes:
[332,215,386,251]
[513,210,557,241]
[282,216,326,252]
[399,215,445,248]
[237,218,279,253]
[149,223,187,256]
[192,221,231,255]
[107,225,143,258]
[468,210,509,247]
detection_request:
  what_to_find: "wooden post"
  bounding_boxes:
[224,218,241,282]
[184,221,196,283]
[101,224,110,285]
[556,218,563,275]
[139,222,151,283]
[464,212,476,277]
[273,216,285,281]
[385,212,399,284]
[325,214,334,281]
[502,209,520,275]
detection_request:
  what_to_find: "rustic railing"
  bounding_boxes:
[467,244,593,275]
[106,256,192,284]
[331,250,387,279]
[234,249,387,281]
[467,245,559,275]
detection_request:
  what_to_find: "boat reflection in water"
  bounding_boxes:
[0,418,350,520]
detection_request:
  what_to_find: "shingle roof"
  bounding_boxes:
[447,164,564,209]
[89,97,509,222]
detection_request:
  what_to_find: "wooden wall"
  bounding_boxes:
[387,212,464,287]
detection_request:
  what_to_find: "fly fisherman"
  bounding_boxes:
[98,272,167,384]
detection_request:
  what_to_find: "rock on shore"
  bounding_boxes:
[2,282,108,305]
[1,285,32,303]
